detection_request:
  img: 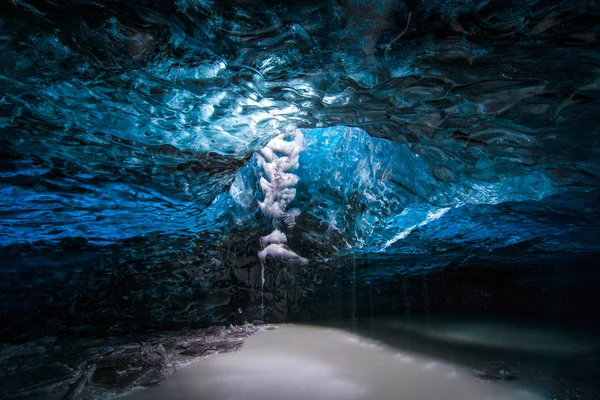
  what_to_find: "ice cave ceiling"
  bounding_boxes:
[1,0,600,336]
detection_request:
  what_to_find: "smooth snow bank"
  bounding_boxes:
[122,324,544,400]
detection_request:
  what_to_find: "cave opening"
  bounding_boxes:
[1,0,600,399]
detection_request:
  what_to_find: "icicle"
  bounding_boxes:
[258,243,308,265]
[260,230,287,247]
[255,129,308,319]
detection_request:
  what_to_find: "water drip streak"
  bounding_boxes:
[260,259,265,321]
[352,252,357,331]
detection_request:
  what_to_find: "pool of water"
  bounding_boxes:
[121,316,600,400]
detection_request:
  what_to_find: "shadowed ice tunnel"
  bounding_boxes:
[1,0,600,399]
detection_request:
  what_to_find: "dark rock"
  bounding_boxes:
[0,324,267,400]
[472,361,521,382]
[64,363,96,400]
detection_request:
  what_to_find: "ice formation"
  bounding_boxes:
[2,0,600,342]
[257,130,308,287]
[258,244,308,265]
[256,132,304,221]
[1,0,598,255]
[259,229,288,248]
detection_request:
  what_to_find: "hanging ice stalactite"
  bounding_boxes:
[256,130,308,317]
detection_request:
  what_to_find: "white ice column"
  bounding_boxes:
[257,130,308,287]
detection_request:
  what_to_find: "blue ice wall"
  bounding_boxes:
[1,0,600,342]
[1,0,599,264]
[290,127,597,260]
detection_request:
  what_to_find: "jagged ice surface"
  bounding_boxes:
[1,0,600,339]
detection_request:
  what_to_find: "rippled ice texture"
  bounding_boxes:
[1,0,600,337]
[1,0,599,256]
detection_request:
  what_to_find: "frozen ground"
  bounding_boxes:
[122,323,560,400]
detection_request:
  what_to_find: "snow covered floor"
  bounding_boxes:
[122,324,548,400]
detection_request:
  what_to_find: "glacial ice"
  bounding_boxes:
[260,230,288,247]
[0,0,599,267]
[1,0,600,354]
[256,130,307,270]
[258,244,309,266]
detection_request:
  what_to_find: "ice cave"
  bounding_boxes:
[1,0,600,399]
